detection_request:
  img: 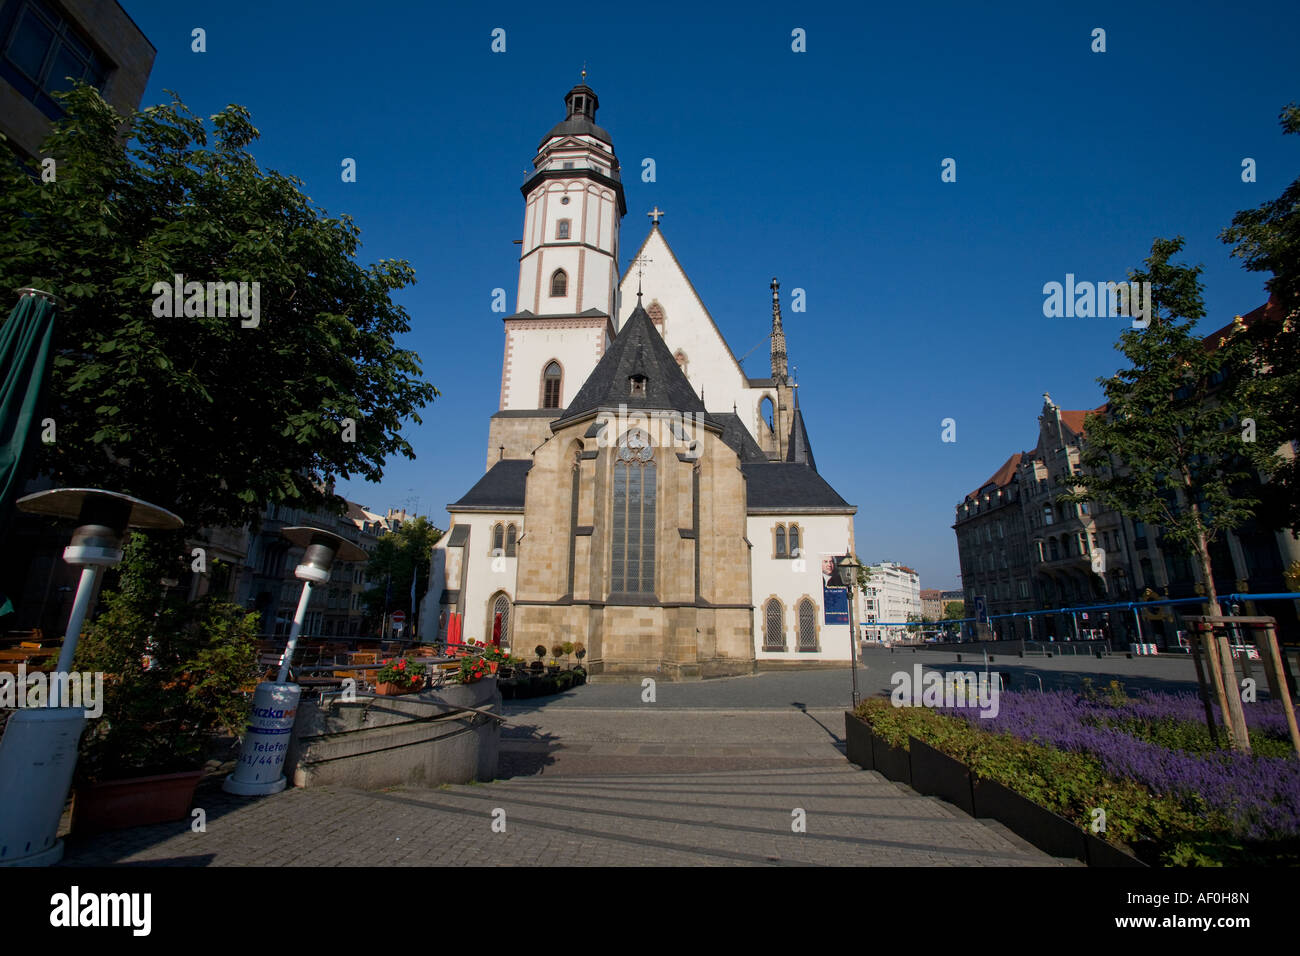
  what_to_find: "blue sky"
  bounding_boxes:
[123,0,1299,589]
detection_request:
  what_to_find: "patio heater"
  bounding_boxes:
[0,489,181,866]
[223,526,366,796]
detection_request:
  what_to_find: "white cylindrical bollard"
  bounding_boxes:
[222,682,301,796]
[0,708,88,866]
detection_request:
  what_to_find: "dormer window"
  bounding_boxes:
[629,374,647,397]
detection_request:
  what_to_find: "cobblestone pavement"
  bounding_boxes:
[511,648,1204,712]
[59,706,1072,867]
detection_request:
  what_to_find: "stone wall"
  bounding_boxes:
[285,679,500,789]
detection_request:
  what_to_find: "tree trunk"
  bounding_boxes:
[1182,469,1220,616]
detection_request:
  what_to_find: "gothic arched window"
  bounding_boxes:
[760,395,775,431]
[775,524,787,558]
[797,598,818,651]
[764,598,785,651]
[489,591,511,647]
[506,524,518,557]
[492,523,505,555]
[543,361,562,409]
[611,429,656,594]
[788,524,800,558]
[550,269,567,297]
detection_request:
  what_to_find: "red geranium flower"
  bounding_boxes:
[398,660,406,670]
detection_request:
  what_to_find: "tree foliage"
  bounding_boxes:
[1219,103,1300,533]
[1064,238,1256,609]
[0,85,437,530]
[362,516,442,621]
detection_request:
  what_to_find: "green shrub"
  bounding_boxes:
[852,698,1219,865]
[74,589,259,782]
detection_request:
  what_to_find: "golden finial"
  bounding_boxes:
[581,63,587,83]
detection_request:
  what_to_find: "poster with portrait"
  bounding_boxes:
[821,554,849,625]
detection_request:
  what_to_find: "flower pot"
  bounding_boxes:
[871,734,911,786]
[908,737,974,815]
[843,712,875,770]
[72,770,203,836]
[971,776,1087,861]
[374,680,422,696]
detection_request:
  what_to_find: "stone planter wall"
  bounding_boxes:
[285,678,500,790]
[843,712,1146,867]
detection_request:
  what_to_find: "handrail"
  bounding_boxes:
[313,689,510,724]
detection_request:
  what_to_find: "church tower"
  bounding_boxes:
[488,80,628,468]
[758,277,796,460]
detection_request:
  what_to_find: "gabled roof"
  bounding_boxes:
[554,298,706,427]
[1059,405,1107,439]
[448,459,531,512]
[743,463,854,513]
[620,226,750,378]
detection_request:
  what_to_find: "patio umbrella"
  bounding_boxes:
[0,290,57,615]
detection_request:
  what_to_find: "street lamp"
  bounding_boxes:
[222,525,366,796]
[0,489,181,866]
[837,554,862,707]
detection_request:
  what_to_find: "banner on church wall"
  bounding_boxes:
[821,554,849,625]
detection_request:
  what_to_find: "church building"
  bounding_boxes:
[424,82,859,678]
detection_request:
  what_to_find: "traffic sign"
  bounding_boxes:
[391,610,406,624]
[974,596,988,624]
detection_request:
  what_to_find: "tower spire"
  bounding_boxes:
[770,277,788,385]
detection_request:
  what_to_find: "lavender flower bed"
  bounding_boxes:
[945,689,1300,841]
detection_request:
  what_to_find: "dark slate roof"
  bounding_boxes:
[555,298,706,427]
[446,525,470,547]
[785,405,817,471]
[742,463,853,512]
[712,412,767,463]
[448,459,531,511]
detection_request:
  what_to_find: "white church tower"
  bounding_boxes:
[487,79,627,467]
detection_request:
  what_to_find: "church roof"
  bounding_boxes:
[743,463,855,513]
[785,400,817,471]
[554,298,706,428]
[448,459,531,512]
[712,412,767,463]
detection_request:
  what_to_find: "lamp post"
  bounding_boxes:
[0,489,182,866]
[223,526,366,796]
[838,554,862,708]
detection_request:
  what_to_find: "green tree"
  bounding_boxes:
[0,85,437,532]
[854,556,872,590]
[942,601,965,620]
[363,516,442,625]
[1220,102,1300,533]
[1063,237,1256,613]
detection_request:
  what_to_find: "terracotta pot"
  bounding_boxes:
[374,680,422,696]
[72,770,203,836]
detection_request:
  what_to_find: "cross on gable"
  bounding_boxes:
[647,206,664,225]
[631,253,653,279]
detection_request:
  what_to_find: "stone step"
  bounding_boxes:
[404,764,1064,866]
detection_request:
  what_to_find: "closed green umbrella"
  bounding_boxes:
[0,289,58,615]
